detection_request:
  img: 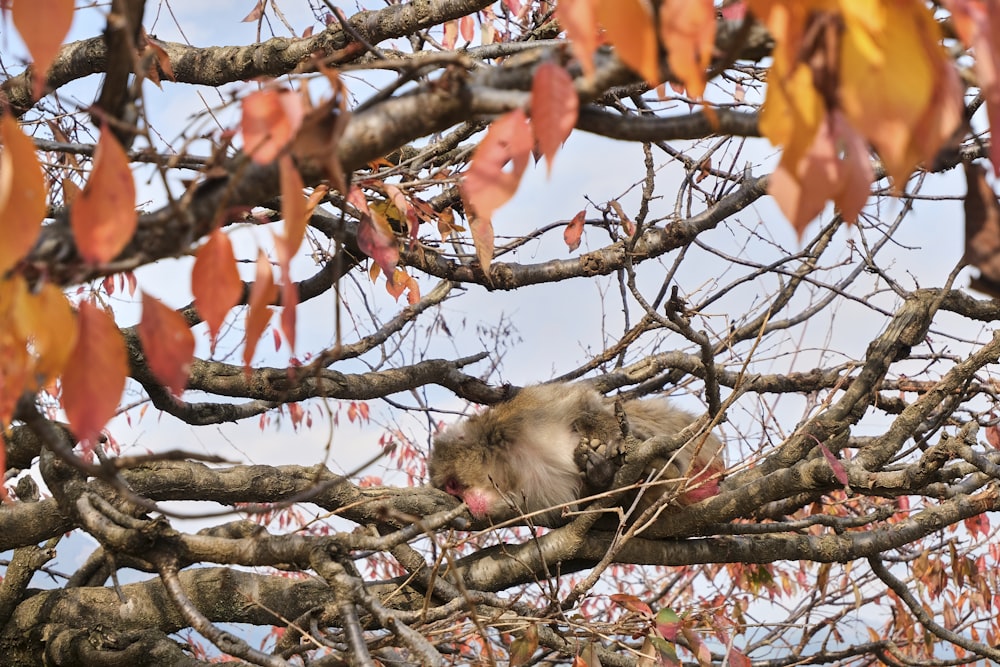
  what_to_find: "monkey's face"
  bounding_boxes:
[428,419,511,519]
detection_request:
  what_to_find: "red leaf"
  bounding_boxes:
[531,63,578,175]
[242,88,304,164]
[138,292,195,396]
[461,109,533,221]
[192,229,243,349]
[0,114,47,274]
[244,250,278,369]
[13,0,74,99]
[564,210,586,251]
[819,443,849,486]
[280,278,298,352]
[62,302,128,443]
[609,593,653,616]
[70,125,137,264]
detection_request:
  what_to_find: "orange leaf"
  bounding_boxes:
[0,114,47,274]
[70,125,137,264]
[242,88,304,165]
[470,215,495,275]
[277,154,307,268]
[386,268,420,304]
[564,210,586,251]
[280,278,298,352]
[461,109,533,221]
[138,292,195,396]
[531,63,578,175]
[555,0,599,79]
[769,112,872,234]
[62,301,128,443]
[13,0,74,99]
[597,0,660,87]
[244,250,278,369]
[0,277,31,423]
[192,229,243,349]
[659,0,715,99]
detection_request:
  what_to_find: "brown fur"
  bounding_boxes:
[428,383,723,524]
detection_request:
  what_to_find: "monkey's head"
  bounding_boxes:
[428,415,515,519]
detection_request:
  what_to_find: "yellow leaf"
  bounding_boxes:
[759,62,824,169]
[839,0,956,188]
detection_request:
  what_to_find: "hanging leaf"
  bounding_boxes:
[555,0,599,79]
[659,0,715,99]
[12,0,74,99]
[461,109,533,221]
[470,215,495,275]
[280,277,298,352]
[20,282,77,383]
[241,88,304,165]
[192,229,243,349]
[350,186,399,275]
[963,162,1000,297]
[596,0,660,87]
[70,125,137,264]
[0,114,47,274]
[244,250,278,369]
[138,292,195,396]
[531,63,578,175]
[61,301,128,443]
[564,210,586,252]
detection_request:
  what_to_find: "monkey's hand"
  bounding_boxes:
[574,438,615,491]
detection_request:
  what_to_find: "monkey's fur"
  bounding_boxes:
[428,383,724,525]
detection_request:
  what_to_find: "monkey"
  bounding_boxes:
[427,382,724,527]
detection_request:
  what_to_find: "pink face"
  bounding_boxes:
[442,477,497,519]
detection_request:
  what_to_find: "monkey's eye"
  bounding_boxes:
[444,478,464,498]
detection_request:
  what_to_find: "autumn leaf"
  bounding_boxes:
[838,0,960,189]
[20,282,77,383]
[564,210,586,251]
[944,0,1000,176]
[138,292,195,396]
[290,72,349,193]
[280,278,298,352]
[386,268,420,304]
[509,624,539,667]
[382,183,419,245]
[244,250,278,369]
[470,215,495,275]
[962,162,1000,298]
[461,109,533,221]
[531,63,578,175]
[277,154,307,267]
[62,301,128,443]
[350,186,399,275]
[555,0,599,79]
[242,88,304,165]
[768,111,873,235]
[659,0,715,99]
[0,114,47,274]
[609,593,653,616]
[596,0,660,87]
[192,229,243,349]
[70,125,137,264]
[13,0,74,99]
